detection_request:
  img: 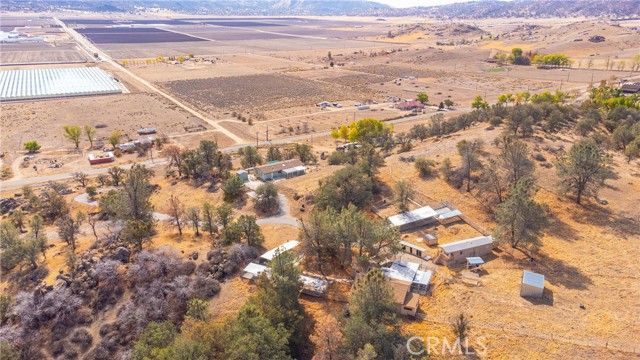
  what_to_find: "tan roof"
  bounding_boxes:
[255,159,304,174]
[389,280,411,305]
[403,291,420,308]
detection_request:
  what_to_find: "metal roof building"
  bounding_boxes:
[437,236,495,266]
[0,67,121,101]
[387,206,438,231]
[520,270,545,298]
[258,240,300,263]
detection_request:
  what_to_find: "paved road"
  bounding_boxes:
[53,18,245,144]
[0,108,468,190]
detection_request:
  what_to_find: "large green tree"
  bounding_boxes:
[556,139,613,204]
[315,165,373,210]
[494,178,549,251]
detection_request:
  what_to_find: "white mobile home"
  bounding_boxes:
[437,236,495,266]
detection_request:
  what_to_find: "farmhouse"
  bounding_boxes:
[396,100,424,111]
[520,270,545,298]
[381,260,433,316]
[437,235,495,266]
[87,152,115,165]
[254,159,306,181]
[387,206,438,231]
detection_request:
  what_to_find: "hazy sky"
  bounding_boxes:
[374,0,475,8]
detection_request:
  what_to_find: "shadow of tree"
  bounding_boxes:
[533,254,593,291]
[570,202,640,238]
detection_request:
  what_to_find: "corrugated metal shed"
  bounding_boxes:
[522,270,544,289]
[388,206,438,228]
[439,236,494,254]
[0,67,121,101]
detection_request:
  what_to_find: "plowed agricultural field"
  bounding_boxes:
[160,73,374,114]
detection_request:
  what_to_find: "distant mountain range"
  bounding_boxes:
[2,0,639,18]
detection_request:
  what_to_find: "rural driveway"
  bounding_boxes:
[256,194,300,228]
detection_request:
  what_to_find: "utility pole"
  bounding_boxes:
[256,132,258,148]
[266,125,269,142]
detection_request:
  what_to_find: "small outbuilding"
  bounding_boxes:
[437,236,495,266]
[254,159,306,181]
[88,152,115,165]
[466,257,485,271]
[241,263,268,281]
[400,241,426,258]
[520,270,545,298]
[236,169,249,182]
[388,206,438,231]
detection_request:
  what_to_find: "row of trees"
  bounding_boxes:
[532,54,572,67]
[165,196,265,247]
[238,143,318,168]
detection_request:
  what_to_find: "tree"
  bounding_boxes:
[394,179,415,213]
[444,99,454,109]
[356,344,377,360]
[299,208,333,271]
[478,159,507,204]
[97,174,109,186]
[10,210,26,232]
[87,214,99,241]
[556,139,613,204]
[84,125,96,149]
[0,222,23,270]
[416,92,429,104]
[546,109,564,132]
[188,207,201,236]
[409,124,429,142]
[104,165,156,251]
[247,250,304,356]
[457,139,483,191]
[344,268,401,359]
[254,182,280,215]
[239,146,263,168]
[73,172,89,187]
[494,178,549,251]
[63,125,82,149]
[108,167,126,186]
[310,315,345,360]
[625,138,640,163]
[23,141,41,154]
[202,202,218,236]
[451,313,470,343]
[222,175,245,202]
[315,165,373,210]
[223,305,291,360]
[349,268,395,325]
[185,298,210,321]
[414,157,436,177]
[215,203,234,228]
[293,144,317,164]
[612,125,635,151]
[56,211,85,252]
[500,139,533,184]
[108,130,122,148]
[266,146,283,162]
[471,95,489,110]
[167,195,185,236]
[237,215,264,247]
[132,321,177,360]
[440,157,454,181]
[162,145,184,177]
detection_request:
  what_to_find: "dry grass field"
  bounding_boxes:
[1,13,640,360]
